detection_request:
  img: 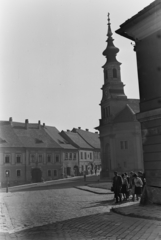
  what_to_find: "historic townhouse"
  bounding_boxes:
[0,118,100,186]
[96,14,144,178]
[44,126,79,177]
[0,118,63,186]
[60,130,94,174]
[72,128,101,171]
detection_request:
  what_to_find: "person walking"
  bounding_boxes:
[112,171,123,204]
[121,173,129,200]
[133,173,143,201]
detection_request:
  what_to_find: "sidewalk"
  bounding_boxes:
[83,183,161,221]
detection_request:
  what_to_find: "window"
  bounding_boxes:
[54,170,57,177]
[120,141,128,150]
[38,154,43,163]
[47,154,51,163]
[69,153,72,159]
[30,154,35,163]
[84,152,87,159]
[73,153,76,160]
[65,153,68,159]
[81,152,83,159]
[90,153,92,159]
[16,155,21,164]
[103,106,110,119]
[17,170,21,177]
[55,155,60,163]
[48,170,51,177]
[113,68,117,78]
[5,155,10,164]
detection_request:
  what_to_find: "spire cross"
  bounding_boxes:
[108,13,110,25]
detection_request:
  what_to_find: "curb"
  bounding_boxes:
[74,186,113,195]
[111,205,161,222]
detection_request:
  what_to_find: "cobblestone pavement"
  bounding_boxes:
[0,187,161,240]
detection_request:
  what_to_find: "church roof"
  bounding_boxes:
[102,13,120,65]
[72,128,100,149]
[113,101,140,123]
[128,99,140,113]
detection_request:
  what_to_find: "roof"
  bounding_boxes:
[113,99,139,123]
[0,121,62,149]
[113,104,137,123]
[127,99,140,114]
[44,126,77,150]
[72,128,100,149]
[61,131,93,149]
[0,122,24,148]
[116,0,161,40]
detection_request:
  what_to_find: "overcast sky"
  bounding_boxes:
[0,0,154,131]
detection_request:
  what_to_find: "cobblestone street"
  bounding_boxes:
[0,185,161,240]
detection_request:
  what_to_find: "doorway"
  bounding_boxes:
[31,168,42,183]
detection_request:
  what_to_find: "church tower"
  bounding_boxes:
[96,14,143,178]
[100,13,127,124]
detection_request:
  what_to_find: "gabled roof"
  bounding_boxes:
[113,104,138,123]
[72,128,100,149]
[61,131,93,149]
[0,121,62,149]
[13,125,61,149]
[0,122,24,148]
[44,126,77,150]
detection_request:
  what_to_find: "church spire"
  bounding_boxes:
[102,13,120,63]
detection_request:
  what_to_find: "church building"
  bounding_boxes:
[96,14,144,178]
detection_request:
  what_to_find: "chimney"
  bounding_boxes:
[9,117,13,126]
[38,120,41,129]
[86,129,89,131]
[43,123,45,128]
[25,119,29,129]
[95,131,98,134]
[78,127,81,129]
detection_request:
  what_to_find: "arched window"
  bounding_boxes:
[113,68,117,78]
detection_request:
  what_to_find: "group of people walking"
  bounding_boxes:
[112,171,146,204]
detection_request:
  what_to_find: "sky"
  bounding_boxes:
[0,0,154,132]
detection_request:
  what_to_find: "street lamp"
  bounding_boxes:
[5,170,9,193]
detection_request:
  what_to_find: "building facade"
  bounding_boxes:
[72,128,101,171]
[61,129,100,174]
[0,119,101,186]
[0,119,63,186]
[96,14,144,178]
[44,126,79,177]
[116,0,161,204]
